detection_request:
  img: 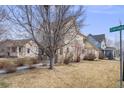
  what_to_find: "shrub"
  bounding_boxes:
[30,58,38,64]
[64,57,70,64]
[0,62,5,69]
[99,52,104,59]
[15,58,27,67]
[84,53,96,61]
[16,57,38,66]
[76,56,80,62]
[22,58,37,69]
[27,58,38,64]
[0,58,38,71]
[64,53,73,64]
[3,62,16,73]
[15,57,38,69]
[69,53,74,62]
[21,58,33,68]
[83,54,88,60]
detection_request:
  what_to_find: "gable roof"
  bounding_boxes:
[77,31,87,39]
[0,39,32,47]
[105,47,116,50]
[89,34,106,43]
[84,38,99,51]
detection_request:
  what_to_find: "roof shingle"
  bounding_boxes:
[0,39,31,47]
[89,34,106,43]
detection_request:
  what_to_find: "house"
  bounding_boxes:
[58,32,86,62]
[0,17,100,62]
[87,34,116,59]
[56,31,100,63]
[0,34,99,63]
[0,39,38,58]
[84,38,100,60]
[88,34,107,56]
[104,47,116,59]
[88,34,106,51]
[56,32,100,63]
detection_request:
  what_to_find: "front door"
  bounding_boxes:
[7,52,10,56]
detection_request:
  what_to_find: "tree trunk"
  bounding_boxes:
[49,56,55,69]
[38,54,42,62]
[55,54,58,63]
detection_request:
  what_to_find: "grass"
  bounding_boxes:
[0,59,120,88]
[0,81,9,88]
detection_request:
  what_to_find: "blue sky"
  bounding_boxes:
[81,5,124,41]
[8,5,124,42]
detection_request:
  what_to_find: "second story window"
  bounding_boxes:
[67,47,69,53]
[84,39,87,44]
[82,49,85,54]
[60,48,63,55]
[1,49,4,52]
[27,48,30,54]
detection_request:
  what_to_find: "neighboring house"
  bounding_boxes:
[88,34,107,56]
[88,34,106,50]
[0,39,38,58]
[104,47,116,59]
[84,38,100,60]
[87,34,116,59]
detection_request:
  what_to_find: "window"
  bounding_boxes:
[60,48,63,55]
[82,49,85,54]
[41,49,44,55]
[19,47,22,52]
[1,49,4,52]
[7,47,10,50]
[84,39,87,43]
[12,47,16,52]
[27,48,30,54]
[67,47,69,53]
[92,49,95,53]
[43,35,45,40]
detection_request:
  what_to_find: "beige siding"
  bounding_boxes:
[0,40,38,58]
[19,41,38,58]
[56,34,87,63]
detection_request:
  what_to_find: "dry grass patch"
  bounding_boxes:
[0,80,9,88]
[0,60,120,88]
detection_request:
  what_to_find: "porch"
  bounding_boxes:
[7,46,24,58]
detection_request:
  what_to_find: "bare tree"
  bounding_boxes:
[0,6,8,40]
[106,38,114,47]
[8,5,85,69]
